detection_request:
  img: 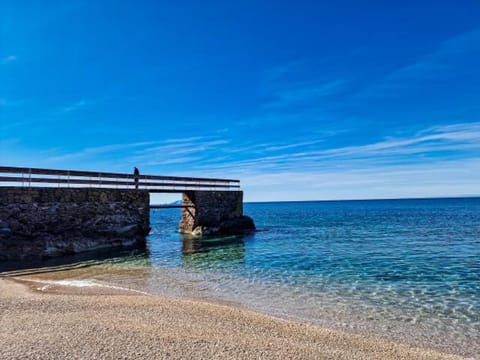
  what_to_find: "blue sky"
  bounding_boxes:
[1,0,480,201]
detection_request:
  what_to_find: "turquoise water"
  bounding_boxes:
[16,198,480,355]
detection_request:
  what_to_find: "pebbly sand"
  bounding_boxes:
[0,278,466,360]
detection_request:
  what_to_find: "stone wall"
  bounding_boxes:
[179,191,255,236]
[0,187,150,261]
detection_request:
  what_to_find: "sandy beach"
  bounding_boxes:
[0,278,464,360]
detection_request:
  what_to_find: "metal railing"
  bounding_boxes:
[0,166,240,193]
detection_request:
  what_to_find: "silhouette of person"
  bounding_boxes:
[133,167,140,189]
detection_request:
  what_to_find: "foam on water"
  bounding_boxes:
[24,277,150,295]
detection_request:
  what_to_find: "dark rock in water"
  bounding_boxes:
[192,215,256,237]
[219,215,256,235]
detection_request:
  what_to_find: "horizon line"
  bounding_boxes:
[244,195,480,204]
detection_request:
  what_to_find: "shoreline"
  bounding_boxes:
[0,277,465,360]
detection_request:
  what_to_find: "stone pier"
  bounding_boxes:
[179,191,255,236]
[0,187,254,262]
[0,187,150,261]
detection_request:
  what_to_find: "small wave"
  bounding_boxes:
[22,278,151,295]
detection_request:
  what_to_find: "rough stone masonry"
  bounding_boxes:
[0,187,150,261]
[179,191,255,236]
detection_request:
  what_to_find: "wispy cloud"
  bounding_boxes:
[189,121,480,174]
[1,55,17,65]
[46,141,156,163]
[174,123,480,201]
[43,136,232,169]
[57,99,90,114]
[262,139,325,152]
[356,28,480,98]
[263,60,307,82]
[163,136,212,144]
[107,121,479,178]
[4,120,479,200]
[263,79,347,109]
[0,98,24,107]
[319,122,480,158]
[141,156,203,166]
[391,28,480,80]
[259,57,352,111]
[128,138,229,166]
[237,158,480,201]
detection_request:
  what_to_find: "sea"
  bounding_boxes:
[4,198,480,357]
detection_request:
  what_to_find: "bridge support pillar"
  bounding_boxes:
[179,191,255,236]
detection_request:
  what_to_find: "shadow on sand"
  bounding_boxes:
[0,243,149,274]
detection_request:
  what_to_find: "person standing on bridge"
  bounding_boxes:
[133,167,140,189]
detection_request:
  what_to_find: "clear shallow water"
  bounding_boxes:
[16,198,480,356]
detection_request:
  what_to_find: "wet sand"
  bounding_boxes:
[0,278,465,360]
